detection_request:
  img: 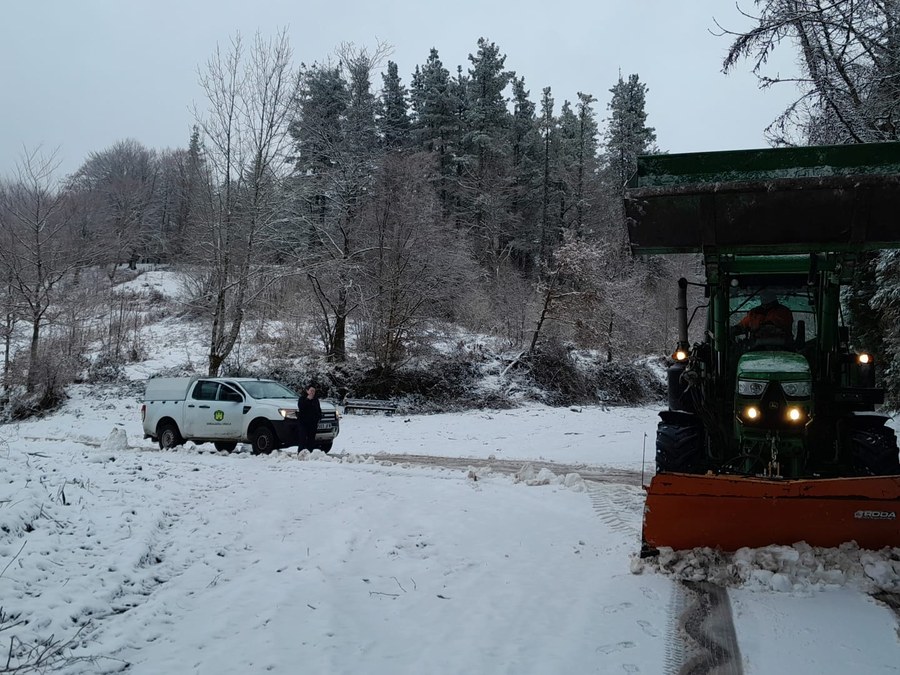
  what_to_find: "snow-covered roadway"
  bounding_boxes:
[1,387,898,674]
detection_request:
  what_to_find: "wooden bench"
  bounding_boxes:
[342,398,398,415]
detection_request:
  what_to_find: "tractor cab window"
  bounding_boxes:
[729,283,816,347]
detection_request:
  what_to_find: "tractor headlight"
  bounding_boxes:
[781,380,812,397]
[737,380,767,397]
[786,407,805,423]
[857,353,871,365]
[279,408,298,419]
[673,349,688,362]
[743,405,760,421]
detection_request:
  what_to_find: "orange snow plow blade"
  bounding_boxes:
[642,473,900,552]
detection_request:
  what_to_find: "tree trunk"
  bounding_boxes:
[26,317,40,393]
[330,287,348,362]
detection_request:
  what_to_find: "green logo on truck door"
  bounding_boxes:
[214,410,224,421]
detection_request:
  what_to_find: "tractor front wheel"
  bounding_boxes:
[849,425,900,476]
[656,421,704,473]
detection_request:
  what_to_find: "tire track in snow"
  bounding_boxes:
[348,452,642,485]
[669,581,743,675]
[586,482,642,537]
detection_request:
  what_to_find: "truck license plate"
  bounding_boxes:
[317,423,331,430]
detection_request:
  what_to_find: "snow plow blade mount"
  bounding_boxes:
[642,473,900,552]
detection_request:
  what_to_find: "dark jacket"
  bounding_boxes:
[298,395,322,427]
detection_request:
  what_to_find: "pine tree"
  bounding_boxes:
[410,49,459,209]
[379,61,411,150]
[463,38,512,173]
[574,91,600,233]
[291,64,348,178]
[456,38,516,275]
[410,49,455,154]
[343,47,380,161]
[538,87,556,261]
[508,76,543,274]
[604,73,656,188]
[554,100,580,233]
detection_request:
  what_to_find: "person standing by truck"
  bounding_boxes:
[297,384,322,452]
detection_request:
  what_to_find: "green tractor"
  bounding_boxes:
[625,142,900,553]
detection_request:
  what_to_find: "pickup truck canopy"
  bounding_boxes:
[143,376,198,401]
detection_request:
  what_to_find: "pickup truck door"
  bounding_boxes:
[185,381,243,440]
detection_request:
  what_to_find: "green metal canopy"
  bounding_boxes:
[625,142,900,255]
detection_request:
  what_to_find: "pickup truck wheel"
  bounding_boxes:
[214,442,237,453]
[318,441,333,454]
[250,425,276,455]
[158,421,184,450]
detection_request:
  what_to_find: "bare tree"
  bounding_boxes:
[718,0,900,144]
[68,139,159,278]
[0,148,92,392]
[527,229,662,360]
[358,153,472,371]
[192,29,301,375]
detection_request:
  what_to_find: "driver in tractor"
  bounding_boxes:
[733,289,794,343]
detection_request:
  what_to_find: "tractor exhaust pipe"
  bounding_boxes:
[676,277,689,351]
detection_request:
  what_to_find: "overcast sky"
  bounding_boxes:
[0,0,801,179]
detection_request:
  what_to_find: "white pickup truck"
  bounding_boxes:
[141,377,340,454]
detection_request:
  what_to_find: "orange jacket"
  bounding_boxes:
[738,303,793,333]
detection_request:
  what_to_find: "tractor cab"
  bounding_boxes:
[728,280,814,351]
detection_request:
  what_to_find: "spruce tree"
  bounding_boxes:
[460,38,515,274]
[463,38,512,172]
[539,87,556,261]
[379,61,411,150]
[410,49,455,155]
[410,49,458,209]
[554,100,580,233]
[604,73,656,188]
[574,91,600,233]
[509,76,543,273]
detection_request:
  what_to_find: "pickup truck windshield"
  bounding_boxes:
[239,381,298,399]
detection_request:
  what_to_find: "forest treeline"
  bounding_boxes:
[2,0,900,414]
[0,33,682,412]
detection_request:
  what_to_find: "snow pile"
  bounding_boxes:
[635,541,900,593]
[112,267,185,300]
[99,427,129,453]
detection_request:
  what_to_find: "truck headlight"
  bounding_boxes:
[737,380,767,397]
[279,408,298,419]
[781,381,811,397]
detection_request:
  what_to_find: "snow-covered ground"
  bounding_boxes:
[1,268,899,673]
[2,385,899,674]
